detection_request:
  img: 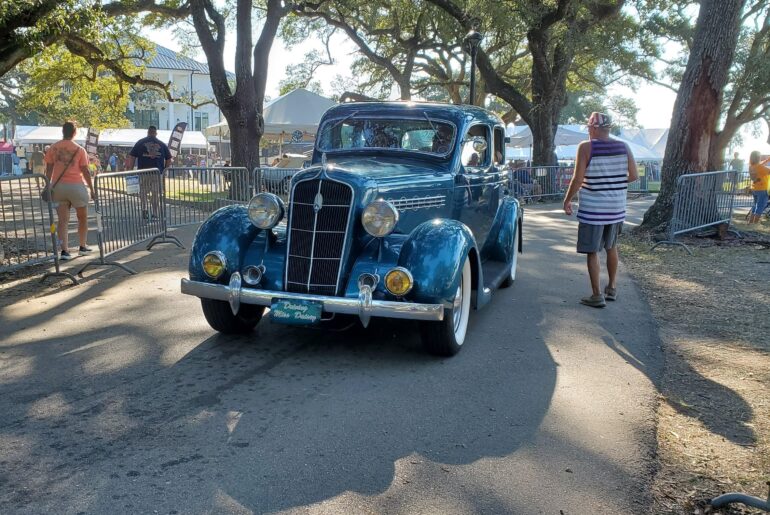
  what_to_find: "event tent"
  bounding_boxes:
[506,123,662,161]
[203,88,336,139]
[17,127,208,150]
[16,126,87,145]
[98,129,208,149]
[506,124,588,147]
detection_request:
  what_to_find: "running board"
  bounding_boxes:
[482,260,510,291]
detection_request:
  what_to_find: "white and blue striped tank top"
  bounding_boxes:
[577,139,629,225]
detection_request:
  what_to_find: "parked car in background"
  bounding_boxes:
[182,101,523,356]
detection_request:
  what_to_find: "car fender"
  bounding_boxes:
[398,219,481,305]
[481,196,522,263]
[189,205,260,282]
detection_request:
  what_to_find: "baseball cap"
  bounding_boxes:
[587,112,613,128]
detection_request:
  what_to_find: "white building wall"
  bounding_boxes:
[130,68,222,131]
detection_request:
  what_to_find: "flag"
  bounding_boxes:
[167,122,187,160]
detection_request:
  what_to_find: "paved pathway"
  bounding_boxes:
[0,198,661,514]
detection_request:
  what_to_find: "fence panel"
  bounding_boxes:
[509,165,648,202]
[78,168,181,276]
[255,167,302,203]
[164,167,253,228]
[0,174,76,284]
[732,171,754,210]
[508,166,573,201]
[652,170,738,254]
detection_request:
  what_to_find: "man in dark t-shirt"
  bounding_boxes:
[127,126,172,220]
[128,126,172,171]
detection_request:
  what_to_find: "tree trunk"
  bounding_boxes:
[222,101,262,201]
[640,0,746,231]
[529,111,557,165]
[397,77,412,100]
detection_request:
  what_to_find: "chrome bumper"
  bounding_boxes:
[180,274,444,324]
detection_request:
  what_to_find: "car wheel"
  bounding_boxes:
[200,298,265,334]
[421,257,471,356]
[501,224,519,288]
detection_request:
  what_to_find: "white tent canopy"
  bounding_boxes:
[98,129,208,149]
[17,126,87,145]
[506,123,663,161]
[506,124,588,147]
[203,88,336,139]
[18,127,208,150]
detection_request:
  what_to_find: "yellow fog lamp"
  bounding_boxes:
[384,267,413,296]
[202,251,227,279]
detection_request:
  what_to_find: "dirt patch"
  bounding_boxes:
[620,223,770,514]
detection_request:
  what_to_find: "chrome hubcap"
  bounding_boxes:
[452,278,463,331]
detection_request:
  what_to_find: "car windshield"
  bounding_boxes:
[317,117,455,155]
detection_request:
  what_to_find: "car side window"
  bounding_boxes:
[493,126,505,165]
[461,124,490,168]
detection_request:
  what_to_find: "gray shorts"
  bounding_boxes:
[577,222,623,253]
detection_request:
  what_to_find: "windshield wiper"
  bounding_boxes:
[423,112,438,134]
[318,111,358,149]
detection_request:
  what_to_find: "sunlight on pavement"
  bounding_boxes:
[26,392,73,419]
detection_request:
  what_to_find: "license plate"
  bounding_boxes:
[270,299,322,325]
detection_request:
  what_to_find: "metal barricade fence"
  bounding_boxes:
[254,167,302,203]
[509,165,648,202]
[78,168,182,276]
[508,166,573,201]
[0,174,77,284]
[163,167,253,228]
[651,170,738,254]
[732,170,755,211]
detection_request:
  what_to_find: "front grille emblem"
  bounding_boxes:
[313,192,324,213]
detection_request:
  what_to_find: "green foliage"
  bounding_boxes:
[560,91,639,128]
[16,45,133,129]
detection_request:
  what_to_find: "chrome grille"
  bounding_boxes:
[285,178,353,295]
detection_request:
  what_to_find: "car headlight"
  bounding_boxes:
[361,200,398,237]
[384,267,413,296]
[202,251,227,279]
[248,193,284,229]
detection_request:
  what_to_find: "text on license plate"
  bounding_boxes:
[270,299,322,325]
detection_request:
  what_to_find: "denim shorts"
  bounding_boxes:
[752,190,769,215]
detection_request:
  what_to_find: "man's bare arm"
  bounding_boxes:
[626,146,638,183]
[127,156,136,169]
[563,141,589,215]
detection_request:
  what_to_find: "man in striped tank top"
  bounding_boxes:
[563,112,638,308]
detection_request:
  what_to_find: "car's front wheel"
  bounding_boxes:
[421,257,472,356]
[201,298,265,334]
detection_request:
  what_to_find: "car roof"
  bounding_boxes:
[321,101,503,128]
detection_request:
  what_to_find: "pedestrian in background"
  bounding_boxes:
[127,125,171,221]
[563,112,638,308]
[109,152,118,172]
[748,150,770,223]
[44,121,94,261]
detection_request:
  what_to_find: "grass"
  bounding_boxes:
[620,229,770,514]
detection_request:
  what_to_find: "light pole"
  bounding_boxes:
[463,29,482,106]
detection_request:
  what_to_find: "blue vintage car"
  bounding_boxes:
[181,101,522,356]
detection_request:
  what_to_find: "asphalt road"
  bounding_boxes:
[0,198,662,514]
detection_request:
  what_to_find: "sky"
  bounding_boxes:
[149,21,769,160]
